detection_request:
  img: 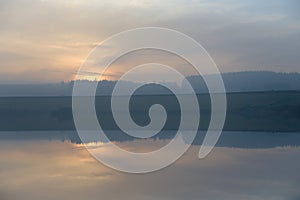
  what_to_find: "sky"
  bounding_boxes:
[0,0,299,83]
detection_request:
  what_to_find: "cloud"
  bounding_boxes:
[0,0,299,83]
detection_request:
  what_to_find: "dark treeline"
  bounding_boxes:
[1,71,300,97]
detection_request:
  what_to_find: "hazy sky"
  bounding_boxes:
[0,0,299,83]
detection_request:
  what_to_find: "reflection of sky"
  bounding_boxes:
[0,138,299,200]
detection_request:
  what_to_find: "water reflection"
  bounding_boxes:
[1,130,300,148]
[0,131,300,200]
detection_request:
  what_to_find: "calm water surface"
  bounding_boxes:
[0,131,300,200]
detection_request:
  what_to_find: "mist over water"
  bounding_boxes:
[1,0,300,198]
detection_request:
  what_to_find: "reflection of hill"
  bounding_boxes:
[0,91,299,132]
[1,130,300,149]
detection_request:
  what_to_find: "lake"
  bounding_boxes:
[0,131,299,200]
